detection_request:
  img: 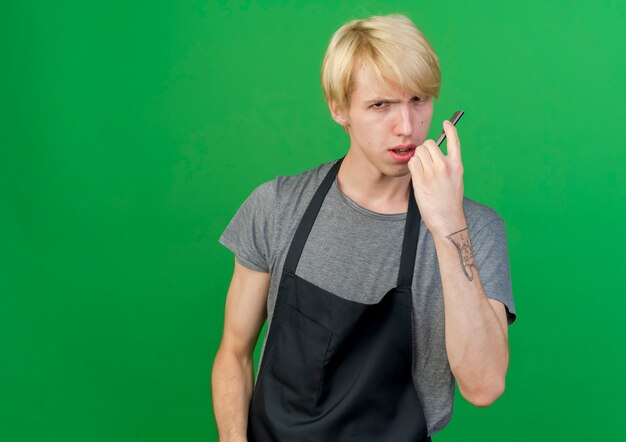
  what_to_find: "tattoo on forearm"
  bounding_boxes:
[445,227,476,281]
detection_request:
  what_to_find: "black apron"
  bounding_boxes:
[248,157,430,442]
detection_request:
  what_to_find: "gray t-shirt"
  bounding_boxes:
[219,158,516,436]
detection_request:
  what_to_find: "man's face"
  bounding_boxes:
[331,65,434,178]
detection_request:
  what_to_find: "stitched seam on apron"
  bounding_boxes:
[315,333,333,404]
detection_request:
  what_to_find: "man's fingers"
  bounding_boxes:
[408,155,423,175]
[443,120,462,161]
[422,140,445,166]
[415,143,434,166]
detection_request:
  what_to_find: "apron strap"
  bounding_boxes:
[397,182,421,289]
[282,157,344,275]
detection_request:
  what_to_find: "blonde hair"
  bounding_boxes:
[320,14,441,115]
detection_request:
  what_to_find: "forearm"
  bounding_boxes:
[432,223,509,407]
[211,346,255,441]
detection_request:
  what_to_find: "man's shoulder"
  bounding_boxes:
[274,158,339,198]
[244,158,337,204]
[462,196,505,232]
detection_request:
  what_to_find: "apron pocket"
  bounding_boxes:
[268,305,332,405]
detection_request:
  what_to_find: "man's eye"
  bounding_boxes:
[371,102,387,109]
[411,96,423,103]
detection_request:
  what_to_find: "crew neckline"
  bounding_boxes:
[332,177,407,221]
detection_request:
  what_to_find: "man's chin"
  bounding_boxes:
[383,163,412,178]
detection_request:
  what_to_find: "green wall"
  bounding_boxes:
[2,1,625,441]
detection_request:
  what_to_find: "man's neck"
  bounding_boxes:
[336,149,412,215]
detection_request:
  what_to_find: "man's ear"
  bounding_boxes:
[328,100,349,127]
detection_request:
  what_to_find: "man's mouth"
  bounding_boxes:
[389,144,416,154]
[388,144,417,163]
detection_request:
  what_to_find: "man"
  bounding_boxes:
[212,14,516,442]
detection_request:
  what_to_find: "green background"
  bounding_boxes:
[2,1,625,441]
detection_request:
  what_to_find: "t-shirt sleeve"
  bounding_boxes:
[218,180,276,273]
[471,218,517,325]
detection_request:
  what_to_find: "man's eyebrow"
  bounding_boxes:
[365,96,422,103]
[366,97,399,103]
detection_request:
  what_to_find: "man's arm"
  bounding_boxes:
[212,259,270,441]
[408,120,510,407]
[432,228,509,407]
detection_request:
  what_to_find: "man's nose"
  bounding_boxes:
[395,104,414,136]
